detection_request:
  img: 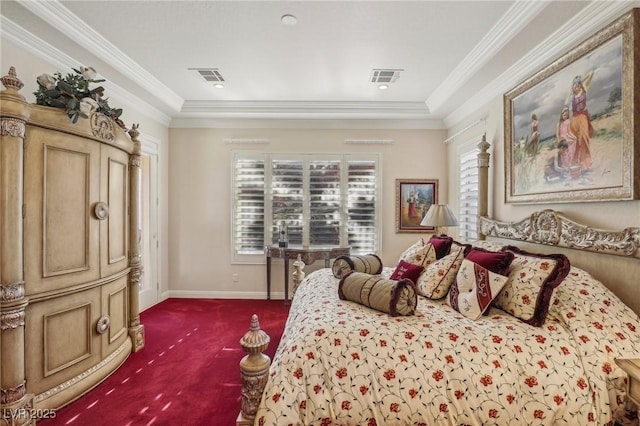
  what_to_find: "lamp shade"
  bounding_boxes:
[420,204,459,228]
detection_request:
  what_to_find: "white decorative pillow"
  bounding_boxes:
[416,246,465,299]
[399,239,437,268]
[448,259,509,320]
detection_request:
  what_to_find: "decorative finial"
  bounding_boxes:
[477,132,490,153]
[240,314,270,355]
[1,67,24,91]
[128,123,140,140]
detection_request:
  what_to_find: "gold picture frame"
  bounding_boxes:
[395,179,438,233]
[504,9,639,204]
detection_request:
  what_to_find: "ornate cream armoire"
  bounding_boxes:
[0,67,145,425]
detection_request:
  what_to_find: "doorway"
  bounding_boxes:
[139,141,159,311]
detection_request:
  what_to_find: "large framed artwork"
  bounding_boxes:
[504,9,639,204]
[395,179,438,233]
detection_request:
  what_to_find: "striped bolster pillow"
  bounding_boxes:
[338,271,417,316]
[332,254,383,279]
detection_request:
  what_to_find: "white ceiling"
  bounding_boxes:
[1,1,638,128]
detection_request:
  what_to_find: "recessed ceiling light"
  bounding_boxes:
[214,83,224,89]
[281,14,298,26]
[378,84,389,90]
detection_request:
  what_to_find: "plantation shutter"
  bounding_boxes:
[346,159,377,253]
[232,152,381,262]
[271,159,304,246]
[233,157,266,255]
[459,148,480,242]
[309,160,341,246]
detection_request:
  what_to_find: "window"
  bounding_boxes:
[232,152,381,262]
[458,146,480,242]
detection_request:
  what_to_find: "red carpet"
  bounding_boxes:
[39,298,290,426]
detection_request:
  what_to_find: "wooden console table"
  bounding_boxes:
[266,246,350,303]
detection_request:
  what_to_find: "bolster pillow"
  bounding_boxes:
[332,254,383,279]
[338,271,417,316]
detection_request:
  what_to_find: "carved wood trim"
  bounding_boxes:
[0,281,25,302]
[480,209,640,257]
[34,340,130,403]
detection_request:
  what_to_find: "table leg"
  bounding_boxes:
[266,253,271,300]
[284,258,290,305]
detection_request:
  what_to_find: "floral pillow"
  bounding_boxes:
[390,260,424,283]
[448,259,509,320]
[427,235,453,259]
[415,246,466,299]
[495,246,571,327]
[399,239,437,268]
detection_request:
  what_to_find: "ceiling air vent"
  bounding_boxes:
[190,68,225,82]
[370,69,403,84]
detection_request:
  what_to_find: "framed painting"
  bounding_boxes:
[504,9,639,204]
[395,179,438,233]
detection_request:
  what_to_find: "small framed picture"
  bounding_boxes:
[395,179,438,233]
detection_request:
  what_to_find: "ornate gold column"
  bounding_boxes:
[477,133,491,240]
[127,124,145,352]
[0,68,35,425]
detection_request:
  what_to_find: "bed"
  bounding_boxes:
[236,140,640,426]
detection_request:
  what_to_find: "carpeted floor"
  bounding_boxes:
[39,298,290,426]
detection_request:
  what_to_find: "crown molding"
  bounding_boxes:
[1,16,171,126]
[426,0,548,113]
[444,1,637,128]
[17,0,184,112]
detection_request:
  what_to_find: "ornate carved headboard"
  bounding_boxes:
[480,209,640,316]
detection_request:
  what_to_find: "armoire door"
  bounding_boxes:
[100,144,129,277]
[23,127,101,295]
[101,275,129,358]
[24,286,102,396]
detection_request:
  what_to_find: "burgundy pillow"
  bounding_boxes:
[390,260,424,283]
[465,247,514,276]
[428,235,453,259]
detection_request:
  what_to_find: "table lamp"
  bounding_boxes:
[420,204,459,235]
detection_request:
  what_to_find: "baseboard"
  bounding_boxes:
[166,290,287,300]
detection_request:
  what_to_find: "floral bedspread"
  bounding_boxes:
[254,267,640,426]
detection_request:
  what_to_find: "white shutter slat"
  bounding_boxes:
[347,160,377,253]
[272,160,304,246]
[459,147,480,243]
[309,161,341,246]
[234,158,265,255]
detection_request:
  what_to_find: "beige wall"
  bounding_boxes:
[446,96,640,235]
[168,127,447,297]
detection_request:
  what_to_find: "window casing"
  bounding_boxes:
[232,152,381,262]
